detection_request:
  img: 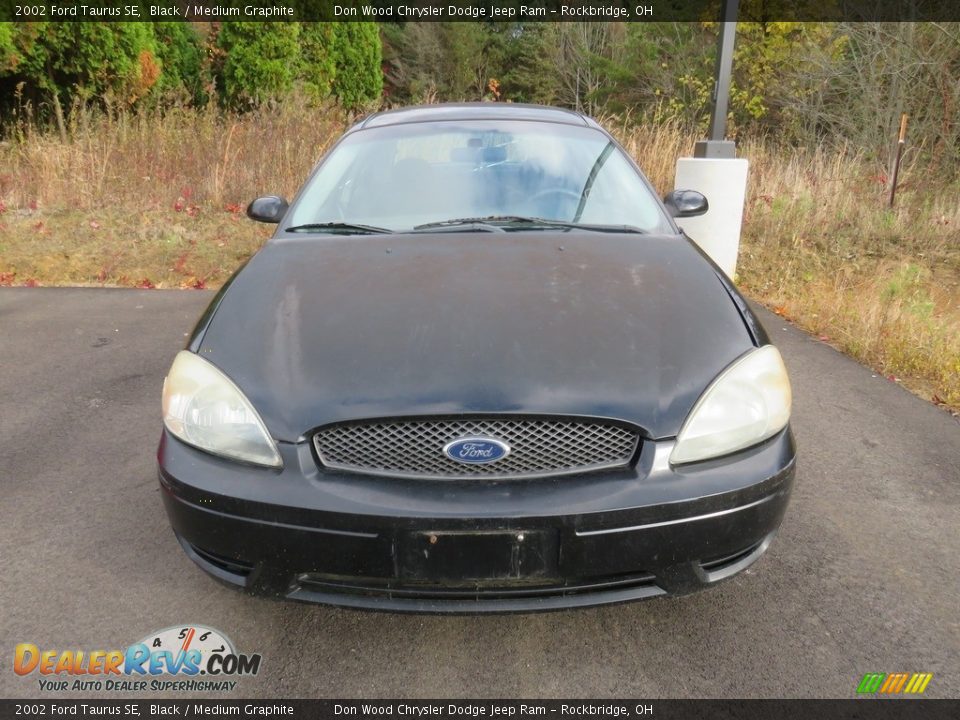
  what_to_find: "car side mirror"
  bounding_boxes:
[663,190,708,218]
[246,195,289,224]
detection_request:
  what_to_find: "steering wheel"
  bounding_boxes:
[528,188,582,217]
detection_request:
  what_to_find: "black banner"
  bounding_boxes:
[2,0,960,23]
[1,700,960,720]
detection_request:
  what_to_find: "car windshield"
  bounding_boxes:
[285,120,672,234]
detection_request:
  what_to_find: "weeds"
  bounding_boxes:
[729,140,960,409]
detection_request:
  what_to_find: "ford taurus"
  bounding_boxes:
[158,103,796,612]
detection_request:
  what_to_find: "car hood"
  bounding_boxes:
[196,232,754,442]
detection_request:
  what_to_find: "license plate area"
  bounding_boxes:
[398,530,558,585]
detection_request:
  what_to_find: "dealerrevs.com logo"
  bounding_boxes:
[14,625,261,692]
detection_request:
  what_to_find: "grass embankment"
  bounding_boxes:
[1,108,958,410]
[0,104,343,289]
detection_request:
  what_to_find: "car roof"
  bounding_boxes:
[352,103,601,132]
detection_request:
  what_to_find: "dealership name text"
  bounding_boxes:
[334,706,647,717]
[335,4,651,19]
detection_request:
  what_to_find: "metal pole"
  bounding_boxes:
[695,0,739,159]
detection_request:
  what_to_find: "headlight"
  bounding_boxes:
[162,350,282,468]
[671,345,791,465]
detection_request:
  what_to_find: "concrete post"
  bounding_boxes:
[674,158,748,279]
[675,0,748,279]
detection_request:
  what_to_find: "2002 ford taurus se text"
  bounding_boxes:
[158,104,796,612]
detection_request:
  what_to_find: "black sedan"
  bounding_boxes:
[159,103,795,612]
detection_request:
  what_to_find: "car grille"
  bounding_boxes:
[313,417,641,480]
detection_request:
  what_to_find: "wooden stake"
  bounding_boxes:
[889,114,908,208]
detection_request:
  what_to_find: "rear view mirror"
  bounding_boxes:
[663,190,708,218]
[246,195,289,224]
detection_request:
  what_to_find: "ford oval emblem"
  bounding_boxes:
[443,437,511,464]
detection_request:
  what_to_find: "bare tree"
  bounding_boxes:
[777,22,960,173]
[544,23,627,117]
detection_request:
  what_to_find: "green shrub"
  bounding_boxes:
[0,22,18,75]
[299,22,338,101]
[330,23,382,109]
[216,22,301,109]
[4,23,161,109]
[295,22,383,109]
[152,22,207,106]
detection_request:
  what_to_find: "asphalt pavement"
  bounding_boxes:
[1,287,957,699]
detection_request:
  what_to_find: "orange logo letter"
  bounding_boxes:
[14,644,40,675]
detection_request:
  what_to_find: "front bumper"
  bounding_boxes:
[158,427,796,613]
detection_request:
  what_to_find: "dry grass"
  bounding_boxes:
[1,108,958,409]
[733,141,960,410]
[0,102,346,288]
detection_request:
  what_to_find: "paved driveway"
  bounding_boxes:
[1,288,957,698]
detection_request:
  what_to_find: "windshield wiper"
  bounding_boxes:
[414,216,646,234]
[285,222,393,235]
[411,217,509,232]
[415,215,530,229]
